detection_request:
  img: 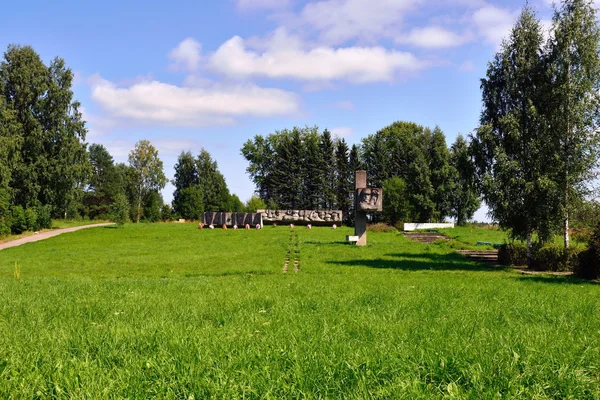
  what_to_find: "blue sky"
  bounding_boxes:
[1,0,567,221]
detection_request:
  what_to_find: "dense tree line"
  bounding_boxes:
[171,149,250,220]
[241,124,479,225]
[362,122,479,225]
[472,0,600,257]
[241,127,360,221]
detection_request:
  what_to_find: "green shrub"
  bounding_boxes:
[35,205,52,229]
[161,204,173,222]
[143,191,162,223]
[575,221,600,280]
[530,244,581,272]
[24,208,37,231]
[10,205,27,234]
[498,243,528,266]
[110,194,130,226]
[367,223,397,233]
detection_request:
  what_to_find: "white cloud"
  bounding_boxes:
[331,127,355,138]
[400,26,472,49]
[153,138,203,156]
[473,5,517,47]
[89,76,301,127]
[237,0,293,10]
[169,38,202,71]
[295,0,420,45]
[209,35,426,83]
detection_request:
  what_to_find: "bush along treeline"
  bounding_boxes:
[242,124,480,226]
[472,0,600,266]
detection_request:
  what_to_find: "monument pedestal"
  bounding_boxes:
[348,170,382,247]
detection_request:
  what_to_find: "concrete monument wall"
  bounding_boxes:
[258,210,343,226]
[202,212,263,227]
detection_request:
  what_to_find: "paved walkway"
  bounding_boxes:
[0,223,114,251]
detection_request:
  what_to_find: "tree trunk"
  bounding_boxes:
[564,184,570,249]
[526,231,532,269]
[137,194,142,223]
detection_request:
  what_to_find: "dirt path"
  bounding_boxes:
[0,223,115,251]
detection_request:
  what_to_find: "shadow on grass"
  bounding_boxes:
[328,252,507,272]
[514,275,600,285]
[303,240,352,246]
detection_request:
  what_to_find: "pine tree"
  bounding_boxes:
[320,129,336,209]
[302,130,324,209]
[173,151,202,219]
[335,138,352,219]
[196,149,230,212]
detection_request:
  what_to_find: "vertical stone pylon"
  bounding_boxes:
[355,170,368,246]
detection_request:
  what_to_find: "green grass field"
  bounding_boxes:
[1,224,599,398]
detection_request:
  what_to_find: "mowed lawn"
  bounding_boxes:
[0,224,599,399]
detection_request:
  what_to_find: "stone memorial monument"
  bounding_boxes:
[258,209,342,226]
[348,170,382,246]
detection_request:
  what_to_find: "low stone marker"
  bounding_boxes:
[403,223,455,231]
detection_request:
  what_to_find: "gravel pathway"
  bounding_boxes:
[0,223,114,251]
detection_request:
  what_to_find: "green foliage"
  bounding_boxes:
[143,190,163,223]
[85,143,122,219]
[473,6,559,247]
[530,244,582,272]
[245,196,267,213]
[319,129,336,209]
[382,176,411,226]
[196,149,231,212]
[0,188,10,236]
[35,204,52,230]
[172,151,199,217]
[362,121,442,222]
[449,135,480,225]
[335,139,352,219]
[128,140,167,223]
[498,243,528,266]
[173,185,204,220]
[109,193,130,226]
[10,205,27,234]
[547,0,600,248]
[241,126,355,212]
[161,204,173,222]
[1,225,599,397]
[474,2,600,249]
[576,220,600,279]
[0,45,90,217]
[426,127,455,221]
[228,194,245,213]
[24,207,37,231]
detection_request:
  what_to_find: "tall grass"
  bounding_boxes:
[0,224,598,398]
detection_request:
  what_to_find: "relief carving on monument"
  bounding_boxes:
[357,188,383,212]
[258,210,343,226]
